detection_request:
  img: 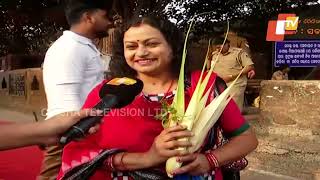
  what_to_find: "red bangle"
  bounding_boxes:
[205,153,214,169]
[205,151,219,170]
[103,154,115,171]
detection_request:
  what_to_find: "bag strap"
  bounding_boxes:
[203,76,228,152]
[62,148,123,180]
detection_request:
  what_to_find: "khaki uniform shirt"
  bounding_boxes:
[211,47,254,87]
[210,47,253,111]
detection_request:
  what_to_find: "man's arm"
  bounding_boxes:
[242,64,254,75]
[228,50,255,80]
[43,48,86,118]
[222,64,255,83]
[239,50,255,79]
[0,109,101,151]
[207,50,221,70]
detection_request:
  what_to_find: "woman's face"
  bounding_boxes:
[123,24,173,76]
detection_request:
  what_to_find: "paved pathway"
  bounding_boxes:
[0,107,36,123]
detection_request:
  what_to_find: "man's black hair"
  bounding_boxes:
[279,64,290,71]
[214,37,230,45]
[61,0,114,26]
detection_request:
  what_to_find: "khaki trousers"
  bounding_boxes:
[38,145,63,180]
[230,85,246,112]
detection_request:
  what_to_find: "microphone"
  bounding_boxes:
[60,77,143,144]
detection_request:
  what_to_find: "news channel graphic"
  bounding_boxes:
[266,14,320,41]
[267,13,320,67]
[284,17,320,40]
[266,13,299,42]
[274,41,320,67]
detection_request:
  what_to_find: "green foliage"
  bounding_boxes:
[155,100,183,128]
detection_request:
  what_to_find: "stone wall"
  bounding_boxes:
[0,68,46,119]
[247,80,320,179]
[260,80,320,132]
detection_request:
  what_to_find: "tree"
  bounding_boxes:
[165,0,318,42]
[0,0,67,56]
[0,0,319,56]
[122,0,319,52]
[0,0,137,56]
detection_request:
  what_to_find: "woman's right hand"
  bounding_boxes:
[145,125,194,167]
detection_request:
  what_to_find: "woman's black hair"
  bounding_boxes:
[109,15,190,78]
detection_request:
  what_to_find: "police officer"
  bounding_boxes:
[207,37,255,112]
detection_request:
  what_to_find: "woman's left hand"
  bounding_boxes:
[172,153,211,176]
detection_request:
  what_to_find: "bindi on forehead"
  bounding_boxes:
[124,38,159,44]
